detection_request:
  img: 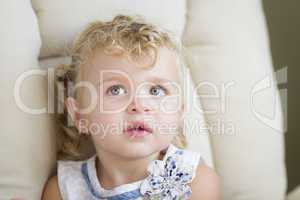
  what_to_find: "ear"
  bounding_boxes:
[65,97,79,127]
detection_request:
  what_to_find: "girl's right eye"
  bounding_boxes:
[106,84,127,96]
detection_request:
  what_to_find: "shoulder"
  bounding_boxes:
[42,175,63,200]
[189,163,221,200]
[54,156,96,199]
[57,157,90,183]
[42,158,86,200]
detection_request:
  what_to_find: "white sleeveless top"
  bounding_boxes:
[57,144,204,200]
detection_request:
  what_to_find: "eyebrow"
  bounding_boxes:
[145,76,175,84]
[97,75,128,86]
[97,75,177,86]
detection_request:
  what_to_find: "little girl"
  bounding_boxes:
[42,15,220,200]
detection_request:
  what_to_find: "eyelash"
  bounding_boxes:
[152,85,168,95]
[106,84,127,96]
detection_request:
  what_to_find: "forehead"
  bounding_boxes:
[82,47,181,84]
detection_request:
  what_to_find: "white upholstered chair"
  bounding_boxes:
[0,0,288,199]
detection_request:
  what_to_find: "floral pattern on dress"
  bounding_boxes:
[140,150,194,200]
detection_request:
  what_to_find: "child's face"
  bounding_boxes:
[67,47,184,158]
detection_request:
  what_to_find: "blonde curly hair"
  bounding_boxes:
[55,15,188,161]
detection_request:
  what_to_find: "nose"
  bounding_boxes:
[126,97,153,114]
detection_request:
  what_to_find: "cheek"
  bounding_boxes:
[155,112,181,135]
[159,94,183,113]
[151,128,176,151]
[83,112,124,136]
[100,96,131,113]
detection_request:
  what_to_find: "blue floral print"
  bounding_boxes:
[140,150,194,200]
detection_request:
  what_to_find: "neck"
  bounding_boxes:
[95,149,164,189]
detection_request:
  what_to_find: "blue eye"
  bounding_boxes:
[150,85,167,96]
[107,84,127,96]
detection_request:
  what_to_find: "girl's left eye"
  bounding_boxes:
[149,85,167,96]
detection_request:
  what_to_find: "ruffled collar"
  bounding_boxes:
[140,146,194,200]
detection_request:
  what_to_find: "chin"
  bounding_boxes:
[114,142,163,159]
[123,143,157,157]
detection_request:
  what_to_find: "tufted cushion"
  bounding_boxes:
[0,0,56,199]
[183,0,286,199]
[0,0,287,199]
[31,0,186,58]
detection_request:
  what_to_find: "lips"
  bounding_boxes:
[124,121,153,138]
